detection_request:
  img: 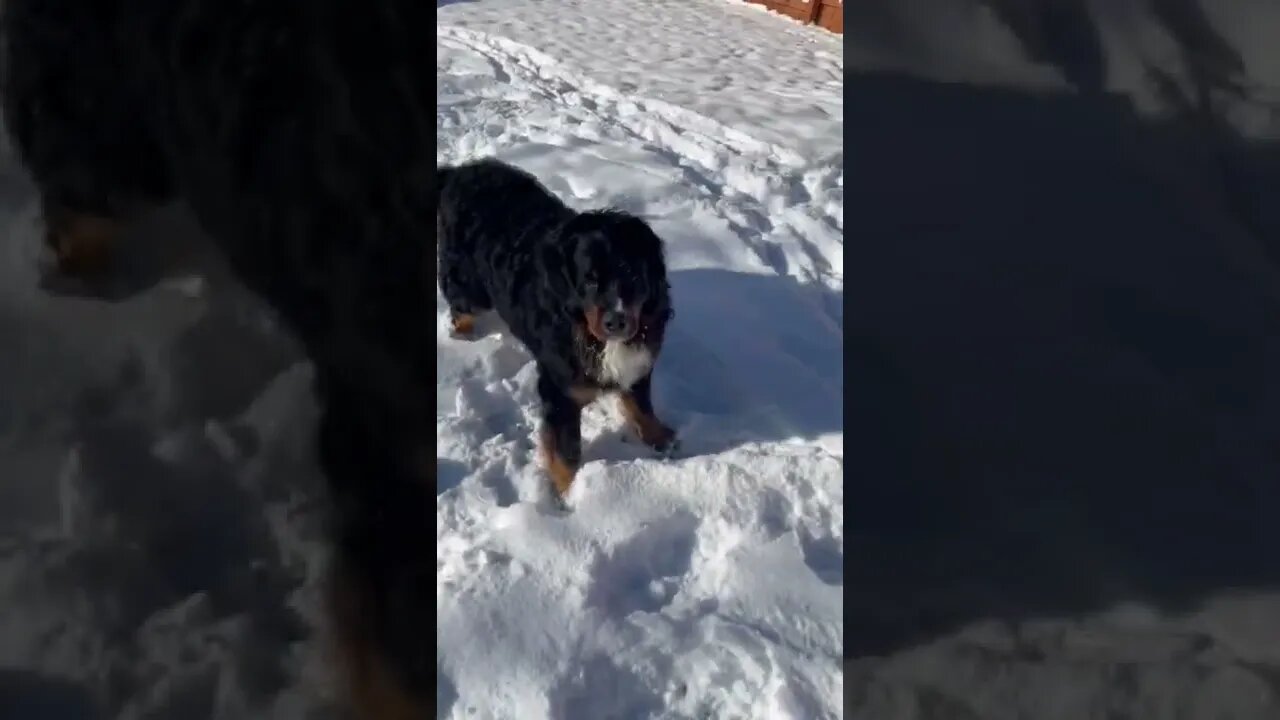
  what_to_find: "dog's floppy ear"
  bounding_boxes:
[553,214,612,289]
[539,227,584,308]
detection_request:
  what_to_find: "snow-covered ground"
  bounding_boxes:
[0,0,843,719]
[436,1,843,718]
[849,0,1280,140]
[851,2,1280,720]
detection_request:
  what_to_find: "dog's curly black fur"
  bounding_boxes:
[2,0,431,717]
[437,159,677,496]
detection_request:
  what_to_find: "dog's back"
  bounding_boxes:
[437,159,573,260]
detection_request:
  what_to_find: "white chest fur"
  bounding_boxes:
[599,340,653,389]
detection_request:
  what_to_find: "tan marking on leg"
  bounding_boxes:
[618,393,675,450]
[450,312,475,336]
[327,565,426,720]
[539,427,578,496]
[46,212,122,277]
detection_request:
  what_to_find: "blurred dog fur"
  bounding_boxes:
[2,0,431,716]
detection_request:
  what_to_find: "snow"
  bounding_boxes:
[0,0,843,718]
[848,0,1280,139]
[851,2,1280,720]
[436,1,843,717]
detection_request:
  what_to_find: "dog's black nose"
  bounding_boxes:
[602,310,630,336]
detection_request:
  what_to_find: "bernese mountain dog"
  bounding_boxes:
[437,159,678,497]
[2,1,430,718]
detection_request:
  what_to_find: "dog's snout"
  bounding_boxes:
[606,308,632,330]
[602,310,629,334]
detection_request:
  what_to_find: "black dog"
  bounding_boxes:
[437,159,677,497]
[3,1,430,717]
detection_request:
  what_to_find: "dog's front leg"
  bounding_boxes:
[618,373,676,453]
[537,375,584,497]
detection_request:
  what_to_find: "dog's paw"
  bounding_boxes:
[547,492,573,514]
[535,485,573,514]
[642,425,678,457]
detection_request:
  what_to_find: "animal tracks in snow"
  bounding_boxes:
[437,25,843,289]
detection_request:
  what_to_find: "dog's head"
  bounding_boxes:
[558,210,673,344]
